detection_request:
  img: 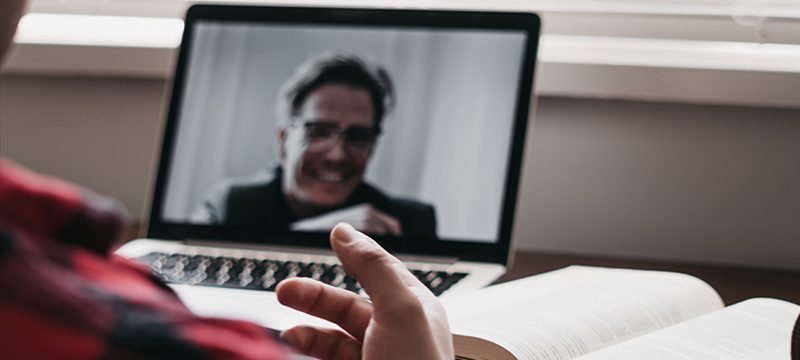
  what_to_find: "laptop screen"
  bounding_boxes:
[148,5,540,264]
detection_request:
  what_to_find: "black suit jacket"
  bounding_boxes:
[191,167,437,238]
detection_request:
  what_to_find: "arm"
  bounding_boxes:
[0,158,129,254]
[276,223,453,360]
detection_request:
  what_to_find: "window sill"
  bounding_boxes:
[4,1,799,109]
[4,40,798,109]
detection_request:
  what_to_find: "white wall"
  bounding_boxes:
[1,74,799,270]
[517,97,800,270]
[0,75,164,218]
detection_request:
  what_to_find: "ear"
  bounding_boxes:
[277,127,287,160]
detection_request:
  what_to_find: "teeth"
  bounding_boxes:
[318,172,344,182]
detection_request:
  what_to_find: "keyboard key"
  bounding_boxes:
[135,252,466,297]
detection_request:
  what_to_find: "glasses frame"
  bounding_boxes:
[291,119,381,158]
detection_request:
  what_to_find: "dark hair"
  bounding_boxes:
[277,53,394,132]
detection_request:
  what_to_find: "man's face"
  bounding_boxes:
[280,83,376,211]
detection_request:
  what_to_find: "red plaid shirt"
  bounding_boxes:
[0,158,289,360]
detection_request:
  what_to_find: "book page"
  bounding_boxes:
[575,298,800,360]
[443,266,724,360]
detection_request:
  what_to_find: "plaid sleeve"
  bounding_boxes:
[0,158,291,359]
[0,157,129,254]
[0,227,290,360]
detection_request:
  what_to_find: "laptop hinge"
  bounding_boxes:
[182,239,459,265]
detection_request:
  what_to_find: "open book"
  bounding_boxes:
[441,266,799,360]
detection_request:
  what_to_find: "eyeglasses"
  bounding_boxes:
[293,120,379,157]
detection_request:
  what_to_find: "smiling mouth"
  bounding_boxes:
[311,170,351,183]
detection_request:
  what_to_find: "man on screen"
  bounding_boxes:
[192,54,436,238]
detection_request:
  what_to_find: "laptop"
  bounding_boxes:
[116,4,540,330]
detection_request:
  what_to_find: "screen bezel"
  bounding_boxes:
[146,4,540,266]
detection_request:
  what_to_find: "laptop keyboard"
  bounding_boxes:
[136,252,468,297]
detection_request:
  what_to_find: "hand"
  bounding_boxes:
[276,223,453,360]
[290,204,403,237]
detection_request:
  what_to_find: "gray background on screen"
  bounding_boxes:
[161,22,525,243]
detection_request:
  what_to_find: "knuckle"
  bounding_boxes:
[304,283,327,315]
[326,335,342,360]
[331,297,358,325]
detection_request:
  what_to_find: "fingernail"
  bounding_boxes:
[333,223,357,244]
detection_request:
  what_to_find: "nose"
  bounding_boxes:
[324,135,348,162]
